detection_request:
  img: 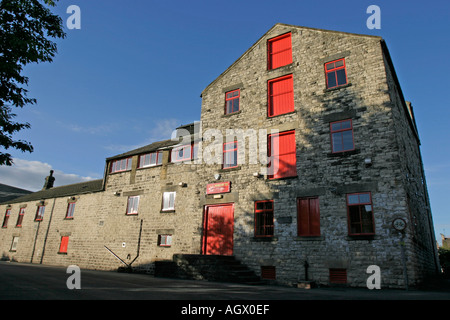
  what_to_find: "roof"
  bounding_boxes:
[0,184,32,204]
[201,23,382,96]
[1,179,104,205]
[106,122,200,161]
[106,139,179,161]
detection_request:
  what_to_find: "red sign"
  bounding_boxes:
[206,182,231,195]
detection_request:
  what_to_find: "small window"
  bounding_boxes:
[347,193,375,235]
[35,206,45,221]
[138,151,163,168]
[10,236,19,252]
[59,236,69,254]
[16,208,25,227]
[330,119,355,153]
[297,197,320,236]
[171,143,198,163]
[110,157,132,173]
[267,32,292,70]
[255,200,274,237]
[158,234,172,247]
[325,58,348,89]
[2,209,11,228]
[225,89,240,114]
[223,141,238,169]
[126,196,140,215]
[268,130,297,179]
[162,192,176,212]
[268,74,294,117]
[66,203,75,219]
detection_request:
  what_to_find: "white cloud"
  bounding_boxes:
[0,158,96,192]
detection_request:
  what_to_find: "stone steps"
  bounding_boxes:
[155,254,264,285]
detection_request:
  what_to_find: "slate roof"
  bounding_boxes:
[1,179,104,205]
[0,184,32,204]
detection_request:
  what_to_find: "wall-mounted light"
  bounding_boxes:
[178,182,187,187]
[214,173,221,180]
[364,158,372,166]
[253,172,261,178]
[113,192,120,196]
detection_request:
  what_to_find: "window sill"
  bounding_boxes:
[251,236,278,242]
[266,110,296,119]
[327,148,360,158]
[58,252,68,255]
[267,62,295,73]
[222,110,242,117]
[219,166,241,173]
[267,175,298,181]
[323,82,352,93]
[295,236,324,241]
[160,210,176,213]
[346,234,376,241]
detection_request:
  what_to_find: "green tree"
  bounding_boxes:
[0,0,66,165]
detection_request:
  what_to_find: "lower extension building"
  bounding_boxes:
[0,24,440,288]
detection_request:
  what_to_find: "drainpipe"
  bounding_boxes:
[40,198,56,264]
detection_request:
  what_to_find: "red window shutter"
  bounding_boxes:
[268,33,292,70]
[268,130,296,179]
[297,198,320,236]
[59,236,69,253]
[268,75,294,117]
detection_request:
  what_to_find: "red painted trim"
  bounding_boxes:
[254,200,274,237]
[267,74,294,117]
[267,32,292,70]
[224,89,240,115]
[325,58,348,89]
[222,141,238,169]
[346,192,375,235]
[330,119,355,153]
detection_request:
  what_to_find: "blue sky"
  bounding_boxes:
[1,0,449,243]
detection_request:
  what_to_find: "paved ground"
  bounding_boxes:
[0,261,448,316]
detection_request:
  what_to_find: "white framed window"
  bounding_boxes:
[162,192,176,211]
[127,196,140,215]
[66,202,76,219]
[158,234,172,247]
[10,236,19,251]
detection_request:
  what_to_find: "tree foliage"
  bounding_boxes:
[0,0,66,165]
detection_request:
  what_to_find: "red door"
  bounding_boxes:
[203,204,234,256]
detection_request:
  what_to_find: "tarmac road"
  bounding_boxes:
[0,260,448,315]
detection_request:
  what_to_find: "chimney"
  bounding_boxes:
[43,170,55,190]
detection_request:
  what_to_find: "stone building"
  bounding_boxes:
[0,24,440,288]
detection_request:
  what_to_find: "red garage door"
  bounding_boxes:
[203,204,234,256]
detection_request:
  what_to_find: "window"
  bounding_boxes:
[268,33,292,70]
[330,119,355,153]
[66,203,75,219]
[225,89,240,114]
[268,74,294,117]
[162,192,176,211]
[16,208,25,227]
[171,143,198,163]
[35,206,45,221]
[325,58,347,89]
[158,234,172,247]
[110,157,132,173]
[297,197,320,236]
[268,130,297,179]
[2,209,11,228]
[255,200,274,237]
[347,193,375,235]
[126,196,140,215]
[138,151,163,168]
[59,236,69,254]
[223,141,238,169]
[10,236,19,252]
